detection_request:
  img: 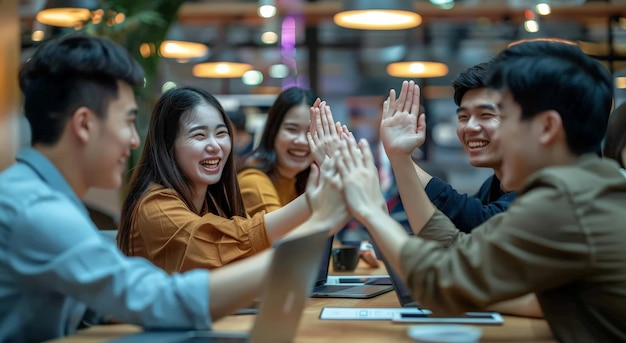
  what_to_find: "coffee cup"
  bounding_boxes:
[332,246,360,271]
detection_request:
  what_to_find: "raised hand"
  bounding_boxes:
[309,100,347,166]
[380,80,426,161]
[304,155,349,233]
[335,134,387,223]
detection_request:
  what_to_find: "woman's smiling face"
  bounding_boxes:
[274,102,312,179]
[174,103,232,196]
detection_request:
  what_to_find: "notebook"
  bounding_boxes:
[309,236,393,299]
[109,229,330,343]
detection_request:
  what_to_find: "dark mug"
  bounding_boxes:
[332,246,360,271]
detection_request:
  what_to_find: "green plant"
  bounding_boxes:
[80,0,185,189]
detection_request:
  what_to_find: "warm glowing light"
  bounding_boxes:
[114,12,125,24]
[261,31,278,44]
[334,10,421,30]
[91,9,103,24]
[524,20,539,33]
[32,30,45,42]
[159,40,209,60]
[139,43,155,58]
[387,61,448,78]
[616,77,626,89]
[524,9,535,20]
[193,62,254,78]
[258,5,277,18]
[36,8,91,27]
[535,3,551,16]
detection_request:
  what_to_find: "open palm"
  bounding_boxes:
[380,80,426,159]
[336,136,386,222]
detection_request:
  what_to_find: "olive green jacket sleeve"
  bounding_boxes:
[399,155,626,319]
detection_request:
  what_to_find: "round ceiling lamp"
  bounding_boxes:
[36,0,99,27]
[159,40,209,60]
[334,0,422,30]
[193,62,254,78]
[387,61,448,78]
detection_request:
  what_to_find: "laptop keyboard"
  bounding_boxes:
[314,285,355,292]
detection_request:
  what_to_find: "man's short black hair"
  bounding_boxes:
[488,39,612,155]
[19,34,145,146]
[452,60,495,106]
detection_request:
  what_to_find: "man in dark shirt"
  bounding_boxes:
[387,61,516,233]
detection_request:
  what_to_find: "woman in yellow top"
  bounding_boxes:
[117,86,345,273]
[237,87,317,215]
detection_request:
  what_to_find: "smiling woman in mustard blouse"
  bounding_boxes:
[116,87,341,273]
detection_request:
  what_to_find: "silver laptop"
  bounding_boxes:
[109,229,329,343]
[310,236,393,299]
[371,239,504,325]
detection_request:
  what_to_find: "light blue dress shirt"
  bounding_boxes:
[0,148,212,342]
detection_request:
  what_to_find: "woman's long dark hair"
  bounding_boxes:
[117,86,246,255]
[239,87,316,194]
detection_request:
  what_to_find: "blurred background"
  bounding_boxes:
[12,0,626,221]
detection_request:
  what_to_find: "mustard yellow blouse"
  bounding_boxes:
[237,168,298,216]
[129,183,271,273]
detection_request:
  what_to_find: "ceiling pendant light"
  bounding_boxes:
[387,43,448,78]
[334,0,421,30]
[160,41,209,61]
[192,50,253,78]
[387,61,448,78]
[36,0,99,27]
[159,25,209,61]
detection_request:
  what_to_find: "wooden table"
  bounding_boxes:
[47,263,557,343]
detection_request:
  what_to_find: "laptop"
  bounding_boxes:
[309,236,393,299]
[371,239,503,325]
[110,229,330,343]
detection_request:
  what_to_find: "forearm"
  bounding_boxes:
[389,155,436,235]
[209,249,273,320]
[413,161,433,187]
[30,239,213,329]
[264,194,311,243]
[282,210,347,242]
[487,293,544,318]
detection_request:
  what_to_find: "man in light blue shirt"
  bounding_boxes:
[1,146,217,341]
[0,34,213,343]
[0,34,345,343]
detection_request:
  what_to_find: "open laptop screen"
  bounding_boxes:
[370,238,419,308]
[314,236,334,286]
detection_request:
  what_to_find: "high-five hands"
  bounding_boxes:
[302,155,349,237]
[308,99,350,166]
[335,134,387,223]
[380,80,426,160]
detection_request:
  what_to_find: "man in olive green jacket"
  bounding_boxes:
[336,39,626,343]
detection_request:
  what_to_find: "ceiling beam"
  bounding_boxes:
[177,1,626,26]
